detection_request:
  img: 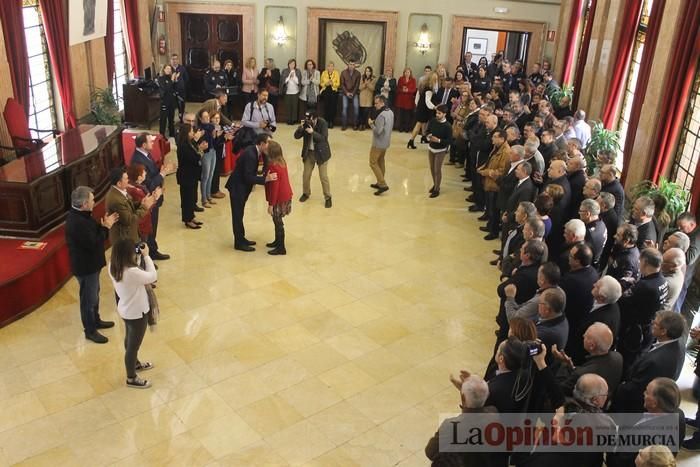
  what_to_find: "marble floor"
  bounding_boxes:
[0,122,698,466]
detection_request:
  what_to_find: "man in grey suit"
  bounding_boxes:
[294,111,332,208]
[368,95,394,196]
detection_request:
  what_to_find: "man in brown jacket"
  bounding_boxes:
[105,167,157,245]
[200,89,233,126]
[478,128,510,240]
[340,62,361,130]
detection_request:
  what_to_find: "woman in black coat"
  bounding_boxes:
[176,123,204,229]
[157,64,180,138]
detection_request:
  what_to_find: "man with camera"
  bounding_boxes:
[241,89,277,135]
[294,111,332,208]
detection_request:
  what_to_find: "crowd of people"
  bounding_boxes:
[62,50,700,462]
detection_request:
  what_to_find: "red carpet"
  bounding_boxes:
[0,201,107,327]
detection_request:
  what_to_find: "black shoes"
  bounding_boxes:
[242,239,257,246]
[184,221,201,229]
[374,186,389,196]
[420,135,428,144]
[234,244,255,252]
[325,198,333,208]
[428,186,435,193]
[479,227,490,232]
[266,241,278,248]
[466,195,476,202]
[477,213,489,221]
[371,183,380,189]
[468,205,483,212]
[484,233,499,241]
[194,205,204,212]
[407,140,417,149]
[86,331,108,344]
[489,259,499,266]
[682,436,700,451]
[268,247,286,255]
[151,252,170,260]
[96,320,114,329]
[299,194,309,202]
[429,190,439,198]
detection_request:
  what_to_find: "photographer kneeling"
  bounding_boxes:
[294,111,332,208]
[108,239,157,389]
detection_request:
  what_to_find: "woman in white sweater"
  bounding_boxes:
[109,239,157,389]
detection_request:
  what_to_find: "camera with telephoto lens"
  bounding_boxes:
[135,242,147,255]
[525,340,542,356]
[303,112,314,130]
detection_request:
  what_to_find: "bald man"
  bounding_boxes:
[566,155,587,219]
[553,322,623,396]
[544,159,572,258]
[662,247,686,310]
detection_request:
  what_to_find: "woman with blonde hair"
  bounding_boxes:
[407,72,437,149]
[242,57,259,103]
[634,445,676,467]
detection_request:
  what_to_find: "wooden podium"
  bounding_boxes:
[123,83,160,127]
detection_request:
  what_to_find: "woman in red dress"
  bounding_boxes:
[396,68,417,133]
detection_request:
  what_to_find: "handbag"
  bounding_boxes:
[145,284,159,328]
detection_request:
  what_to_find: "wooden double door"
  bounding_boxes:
[180,13,243,102]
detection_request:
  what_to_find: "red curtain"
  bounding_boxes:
[619,0,666,184]
[0,0,30,115]
[39,0,77,128]
[105,0,115,85]
[648,0,700,192]
[561,0,586,85]
[601,0,644,128]
[123,0,142,75]
[572,0,598,109]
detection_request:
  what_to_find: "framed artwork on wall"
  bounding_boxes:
[69,0,108,45]
[318,19,386,74]
[467,37,488,55]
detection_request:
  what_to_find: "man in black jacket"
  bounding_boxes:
[607,223,640,293]
[600,164,625,218]
[225,133,277,251]
[131,133,175,260]
[566,155,587,220]
[617,248,669,369]
[566,276,622,365]
[673,212,700,312]
[631,196,657,250]
[578,198,608,268]
[65,186,118,343]
[598,192,620,269]
[612,311,685,413]
[294,111,332,207]
[495,148,526,231]
[535,287,569,358]
[560,243,599,337]
[467,111,496,212]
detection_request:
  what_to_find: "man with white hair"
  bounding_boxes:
[554,321,623,396]
[523,138,544,179]
[566,276,622,364]
[578,198,607,268]
[662,247,686,311]
[631,196,657,249]
[674,212,700,313]
[573,109,591,147]
[663,230,690,253]
[426,374,495,463]
[557,218,585,274]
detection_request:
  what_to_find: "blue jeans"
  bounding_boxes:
[200,149,216,201]
[76,272,101,334]
[341,94,359,127]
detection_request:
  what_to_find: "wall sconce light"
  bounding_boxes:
[414,24,432,55]
[272,16,288,46]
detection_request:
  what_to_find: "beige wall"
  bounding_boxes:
[157,0,562,72]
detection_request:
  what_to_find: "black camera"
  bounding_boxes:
[265,120,276,132]
[135,242,147,255]
[525,340,542,356]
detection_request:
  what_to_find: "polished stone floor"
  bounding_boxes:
[0,123,697,466]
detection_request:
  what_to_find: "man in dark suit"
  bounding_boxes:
[538,130,557,169]
[578,198,608,268]
[612,311,686,413]
[66,186,118,344]
[225,133,277,252]
[494,149,526,234]
[566,276,622,365]
[130,133,175,260]
[617,248,669,368]
[631,196,657,250]
[503,161,536,227]
[544,160,572,258]
[599,164,625,219]
[433,77,460,123]
[554,322,623,397]
[607,223,640,293]
[556,219,585,275]
[535,287,569,358]
[467,111,497,212]
[294,111,332,207]
[598,192,620,269]
[566,155,587,220]
[560,243,599,337]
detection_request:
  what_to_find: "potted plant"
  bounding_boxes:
[90,87,121,125]
[551,84,574,109]
[629,177,690,225]
[584,121,621,174]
